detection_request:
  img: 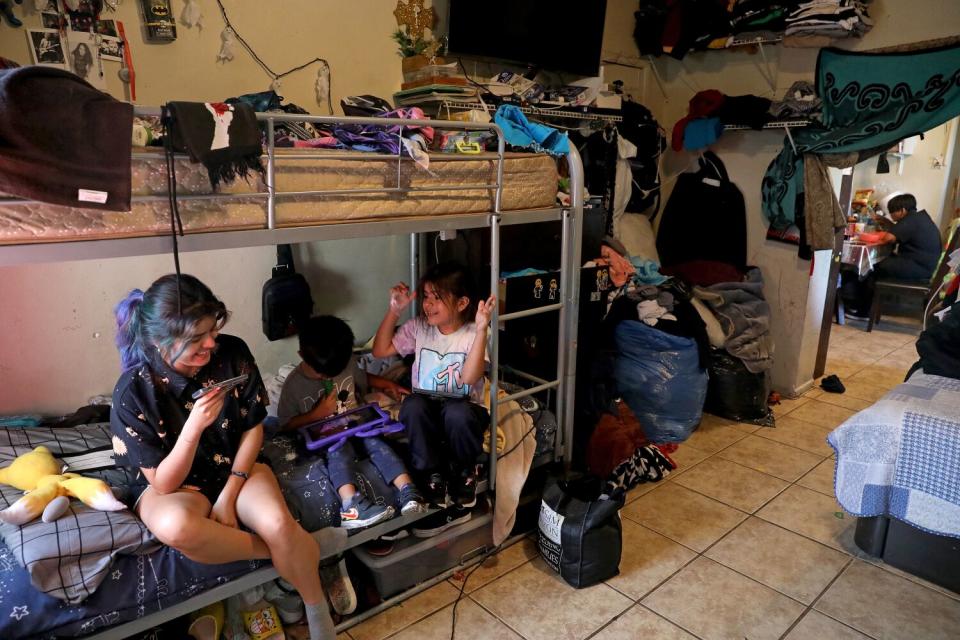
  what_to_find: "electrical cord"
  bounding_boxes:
[447,543,498,640]
[214,0,334,113]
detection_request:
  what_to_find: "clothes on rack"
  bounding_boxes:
[769,80,821,120]
[672,90,772,151]
[493,105,570,155]
[785,0,874,39]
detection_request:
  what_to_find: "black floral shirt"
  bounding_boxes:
[110,334,268,504]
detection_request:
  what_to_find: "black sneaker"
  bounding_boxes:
[397,483,428,515]
[340,495,394,529]
[411,504,472,538]
[450,469,478,508]
[424,472,447,507]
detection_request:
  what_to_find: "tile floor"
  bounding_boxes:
[342,320,960,640]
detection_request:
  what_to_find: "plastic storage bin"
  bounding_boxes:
[351,501,493,598]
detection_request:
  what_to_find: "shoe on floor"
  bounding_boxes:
[319,557,357,615]
[820,374,846,394]
[340,495,394,529]
[397,483,428,515]
[449,468,478,508]
[411,504,472,538]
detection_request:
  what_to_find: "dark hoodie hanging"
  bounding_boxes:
[165,101,264,189]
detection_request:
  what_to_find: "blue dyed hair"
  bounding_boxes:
[114,274,229,371]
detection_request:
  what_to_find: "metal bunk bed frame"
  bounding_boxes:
[0,110,584,639]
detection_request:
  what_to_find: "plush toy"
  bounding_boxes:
[0,445,127,525]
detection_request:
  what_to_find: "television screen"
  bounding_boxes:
[447,0,608,77]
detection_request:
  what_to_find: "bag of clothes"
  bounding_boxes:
[538,475,623,589]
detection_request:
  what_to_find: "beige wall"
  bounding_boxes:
[851,119,958,230]
[0,1,409,414]
[600,0,960,394]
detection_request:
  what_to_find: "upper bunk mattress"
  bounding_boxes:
[0,148,558,245]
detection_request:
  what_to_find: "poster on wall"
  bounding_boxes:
[27,29,66,67]
[41,11,61,29]
[65,31,106,90]
[95,20,123,61]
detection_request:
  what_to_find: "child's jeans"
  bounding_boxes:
[327,436,407,491]
[399,394,489,474]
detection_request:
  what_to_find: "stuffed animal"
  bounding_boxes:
[0,445,127,525]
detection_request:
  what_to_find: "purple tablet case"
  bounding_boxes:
[299,402,404,452]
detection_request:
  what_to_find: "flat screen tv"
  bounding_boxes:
[447,0,608,77]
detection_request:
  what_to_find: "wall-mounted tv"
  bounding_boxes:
[447,0,608,77]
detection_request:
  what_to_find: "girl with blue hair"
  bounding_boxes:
[110,273,336,639]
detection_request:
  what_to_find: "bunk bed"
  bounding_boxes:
[0,111,585,639]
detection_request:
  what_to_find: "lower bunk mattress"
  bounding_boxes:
[0,149,558,245]
[0,405,556,639]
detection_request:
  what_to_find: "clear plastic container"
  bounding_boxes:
[351,501,493,598]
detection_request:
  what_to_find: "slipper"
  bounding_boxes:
[820,374,846,394]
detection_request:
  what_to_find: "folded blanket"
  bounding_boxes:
[0,66,132,211]
[694,267,773,373]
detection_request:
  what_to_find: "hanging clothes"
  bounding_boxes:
[657,151,747,270]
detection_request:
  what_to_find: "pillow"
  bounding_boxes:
[615,213,660,263]
[0,503,159,604]
[0,423,158,603]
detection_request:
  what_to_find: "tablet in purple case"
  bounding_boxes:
[300,403,394,451]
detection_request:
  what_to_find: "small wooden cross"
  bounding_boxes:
[394,0,435,40]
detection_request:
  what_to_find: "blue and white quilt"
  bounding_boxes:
[828,371,960,538]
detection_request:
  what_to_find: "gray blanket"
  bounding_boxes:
[694,268,774,373]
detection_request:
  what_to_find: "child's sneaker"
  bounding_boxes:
[319,557,357,615]
[411,504,472,538]
[424,472,447,507]
[450,468,478,508]
[340,494,394,529]
[397,483,428,515]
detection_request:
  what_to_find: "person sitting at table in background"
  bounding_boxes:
[841,193,942,317]
[868,193,942,282]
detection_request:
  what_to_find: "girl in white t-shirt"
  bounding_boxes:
[373,262,496,510]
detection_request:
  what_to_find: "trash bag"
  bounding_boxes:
[613,320,707,443]
[538,475,623,589]
[704,349,775,425]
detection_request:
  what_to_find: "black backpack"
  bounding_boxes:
[262,244,313,341]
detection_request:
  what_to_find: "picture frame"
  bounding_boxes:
[27,29,66,67]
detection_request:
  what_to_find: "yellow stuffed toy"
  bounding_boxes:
[0,445,127,525]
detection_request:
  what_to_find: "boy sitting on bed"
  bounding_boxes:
[278,315,426,528]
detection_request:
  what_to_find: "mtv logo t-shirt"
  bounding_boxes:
[392,317,487,404]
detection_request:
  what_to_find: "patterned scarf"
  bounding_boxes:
[763,43,960,232]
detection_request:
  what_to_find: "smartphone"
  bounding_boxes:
[191,374,249,400]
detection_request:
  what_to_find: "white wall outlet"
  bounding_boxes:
[440,229,457,241]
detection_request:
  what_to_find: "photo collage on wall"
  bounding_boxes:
[28,3,123,91]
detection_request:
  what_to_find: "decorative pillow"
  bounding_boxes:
[0,503,159,603]
[0,423,158,603]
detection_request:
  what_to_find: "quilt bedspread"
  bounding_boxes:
[828,371,960,538]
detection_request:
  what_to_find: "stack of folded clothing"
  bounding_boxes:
[785,0,874,40]
[729,0,790,41]
[768,80,822,121]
